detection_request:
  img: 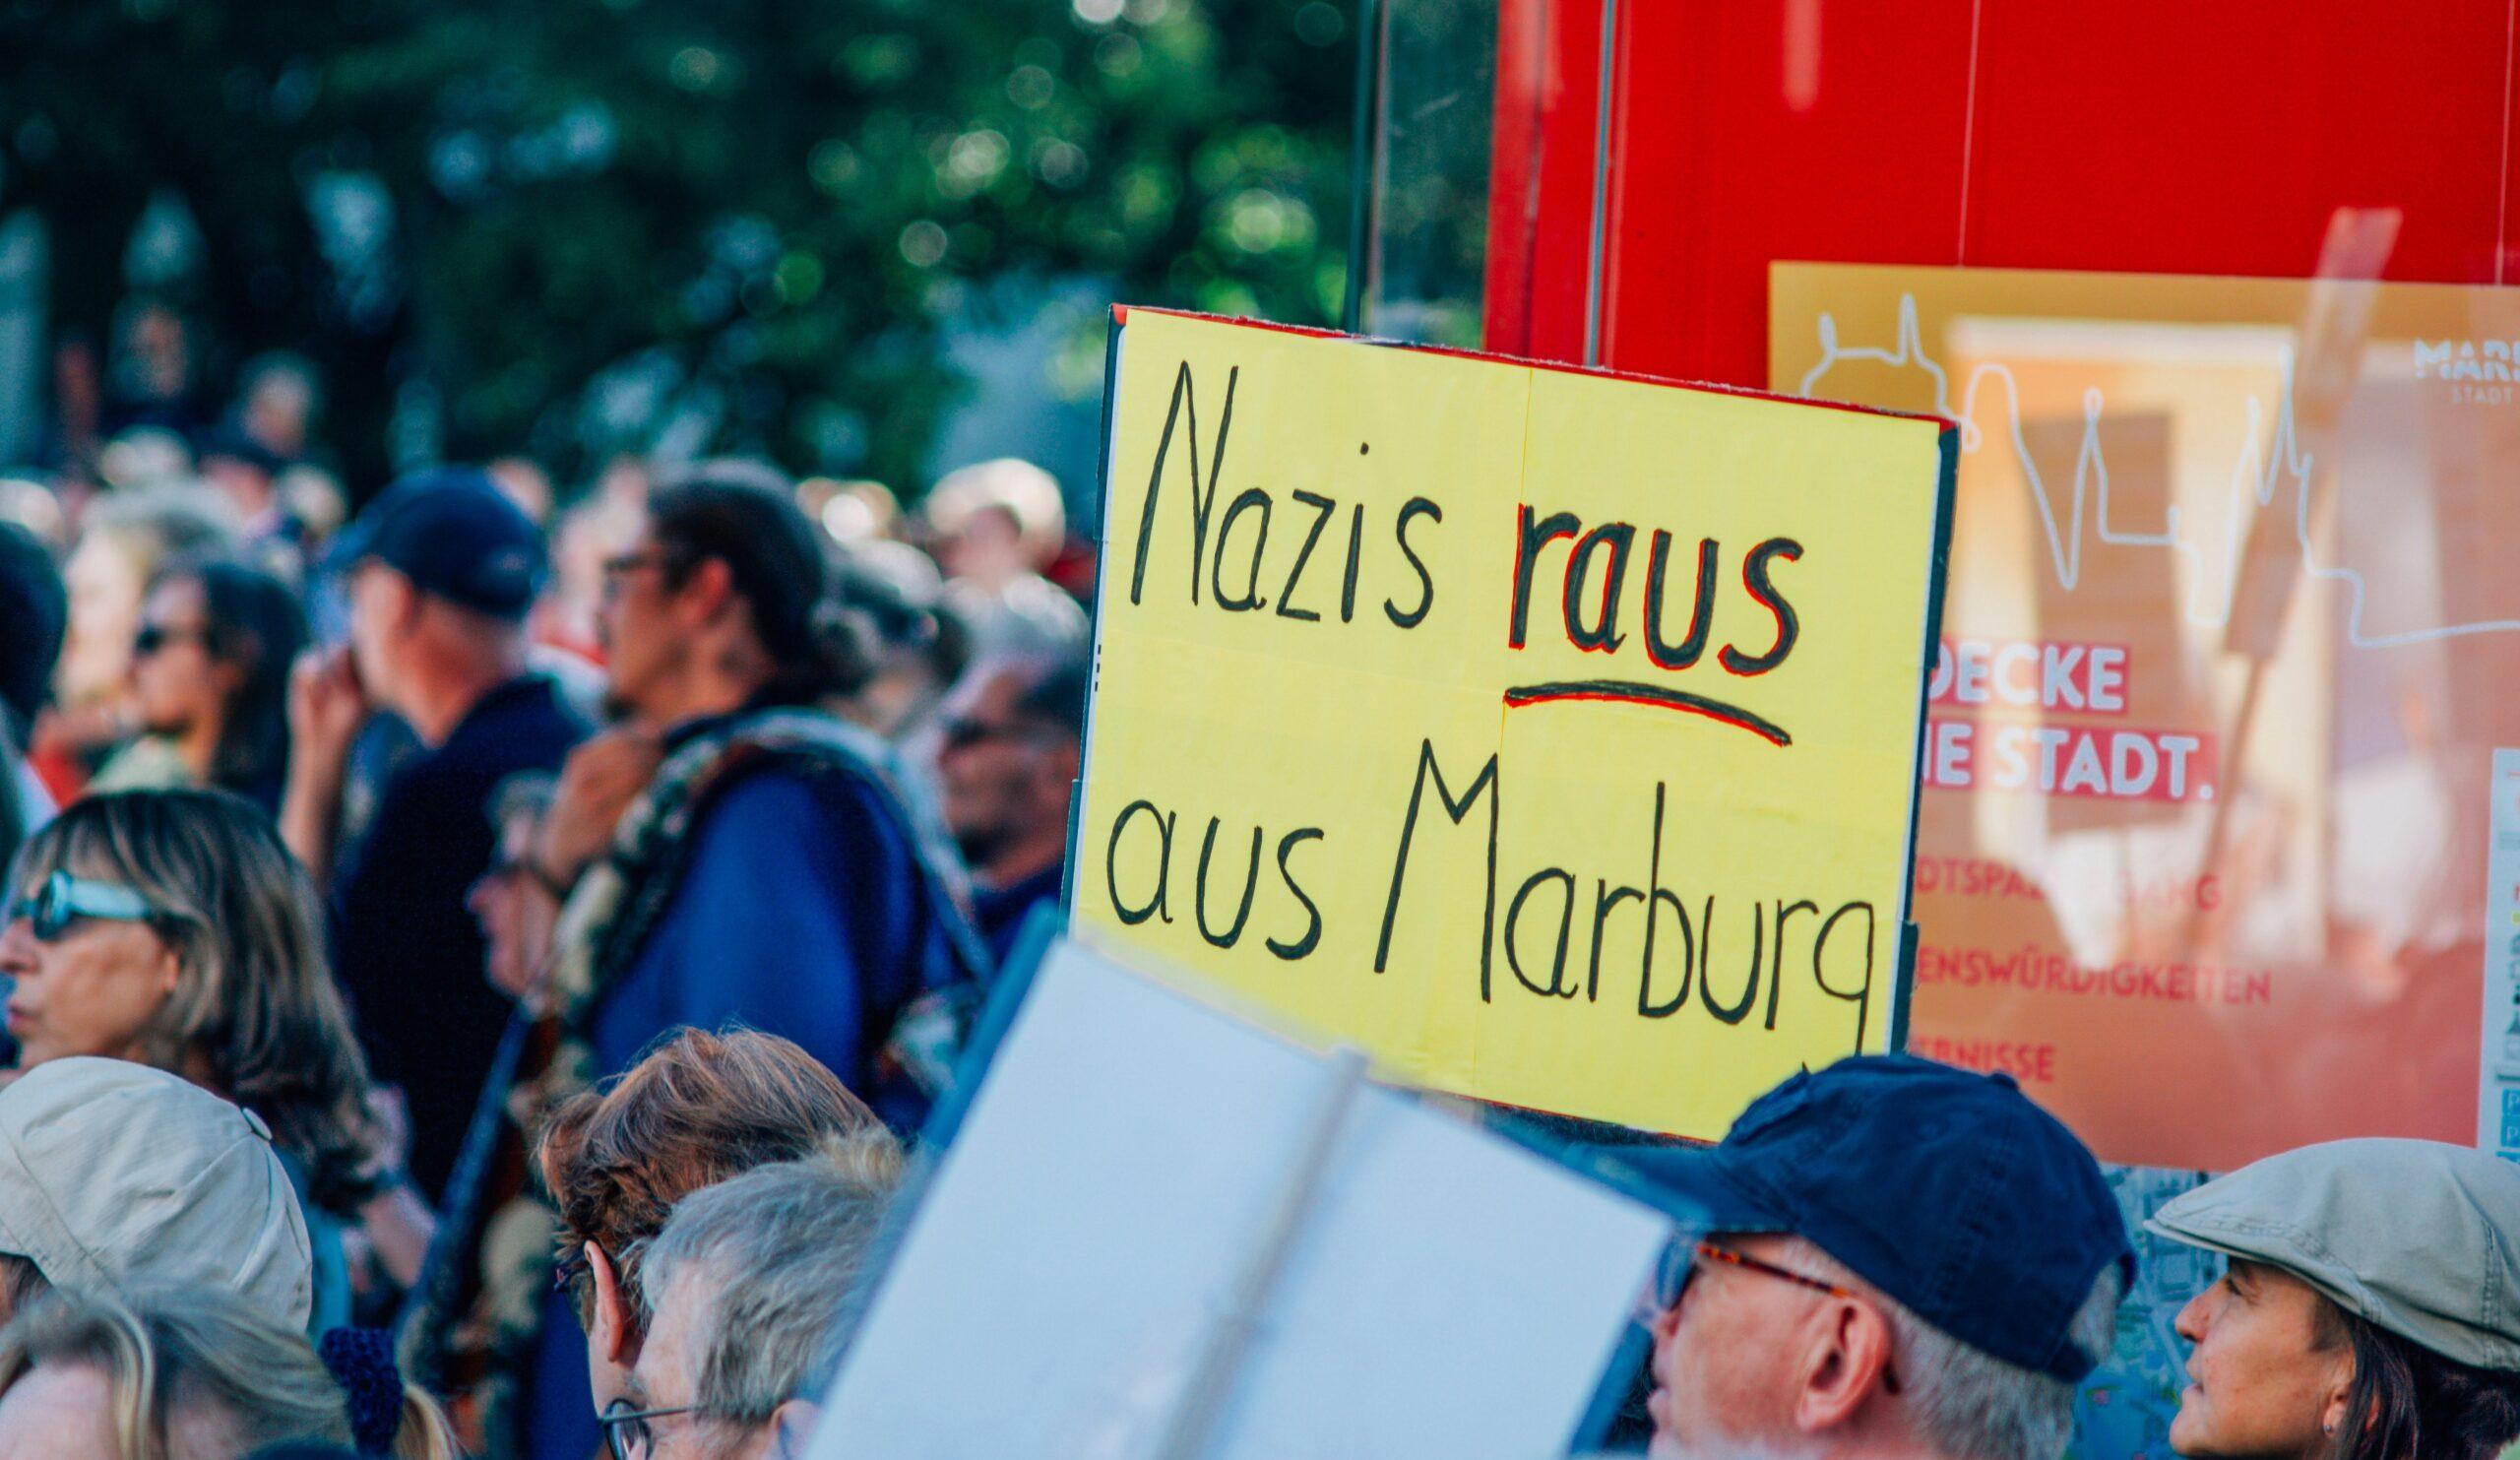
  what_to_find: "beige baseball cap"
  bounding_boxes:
[0,1057,312,1331]
[2148,1138,2520,1371]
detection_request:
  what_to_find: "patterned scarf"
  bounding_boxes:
[406,707,987,1455]
[532,705,986,1117]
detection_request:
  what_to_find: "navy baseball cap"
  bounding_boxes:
[333,467,545,618]
[1607,1054,2132,1383]
[200,426,290,477]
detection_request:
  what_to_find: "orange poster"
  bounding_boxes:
[1771,262,2520,1173]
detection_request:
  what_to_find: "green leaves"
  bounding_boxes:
[0,0,1351,490]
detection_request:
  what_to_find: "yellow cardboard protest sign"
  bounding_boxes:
[1073,308,1955,1138]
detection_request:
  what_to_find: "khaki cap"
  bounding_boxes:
[0,1057,312,1331]
[2148,1138,2520,1371]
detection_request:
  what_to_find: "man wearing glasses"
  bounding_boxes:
[596,1129,903,1460]
[511,465,984,1460]
[1607,1054,2131,1460]
[930,650,1090,966]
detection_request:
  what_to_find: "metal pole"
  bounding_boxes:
[1582,0,1619,367]
[1343,0,1384,334]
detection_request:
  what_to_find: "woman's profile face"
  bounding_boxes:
[131,577,229,742]
[0,872,181,1069]
[2170,1257,2353,1459]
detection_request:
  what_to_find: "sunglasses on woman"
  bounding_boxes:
[131,623,209,658]
[4,871,168,941]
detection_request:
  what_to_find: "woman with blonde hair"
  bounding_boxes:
[0,1286,458,1458]
[89,554,307,811]
[0,789,402,1329]
[41,486,235,793]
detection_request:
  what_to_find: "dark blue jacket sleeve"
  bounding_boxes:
[622,770,921,1090]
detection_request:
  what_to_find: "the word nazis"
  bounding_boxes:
[1126,362,1440,628]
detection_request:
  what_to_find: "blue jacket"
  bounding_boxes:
[586,767,938,1116]
[525,730,973,1459]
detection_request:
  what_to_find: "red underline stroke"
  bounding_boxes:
[1501,680,1793,746]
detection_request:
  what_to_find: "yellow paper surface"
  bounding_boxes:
[1075,308,1952,1138]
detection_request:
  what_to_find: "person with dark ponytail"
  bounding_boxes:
[91,554,306,811]
[462,460,981,1460]
[2153,1138,2520,1460]
[524,460,984,1111]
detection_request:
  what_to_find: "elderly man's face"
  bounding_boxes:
[1646,1234,1838,1458]
[616,1266,787,1460]
[933,666,1075,871]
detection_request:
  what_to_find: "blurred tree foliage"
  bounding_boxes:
[0,0,1353,492]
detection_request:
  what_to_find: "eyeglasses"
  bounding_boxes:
[4,871,168,941]
[599,549,680,598]
[1655,1239,1866,1310]
[1649,1239,1901,1393]
[132,623,208,658]
[937,715,1053,754]
[599,1397,708,1460]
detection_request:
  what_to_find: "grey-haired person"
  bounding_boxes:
[1608,1055,2130,1460]
[603,1128,905,1460]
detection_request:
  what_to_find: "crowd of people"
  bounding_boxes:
[0,325,2513,1460]
[0,332,1092,1458]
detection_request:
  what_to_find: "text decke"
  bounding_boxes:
[1074,310,1956,1139]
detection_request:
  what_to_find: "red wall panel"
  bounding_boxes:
[1962,2,2509,282]
[1598,1,1977,382]
[1489,0,2520,382]
[1481,0,1604,360]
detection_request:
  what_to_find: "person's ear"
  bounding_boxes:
[388,572,425,637]
[588,1243,641,1365]
[151,933,185,1001]
[768,1398,821,1457]
[1794,1296,1897,1433]
[678,557,738,628]
[2318,1346,2359,1444]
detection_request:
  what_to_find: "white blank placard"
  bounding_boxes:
[809,937,1670,1460]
